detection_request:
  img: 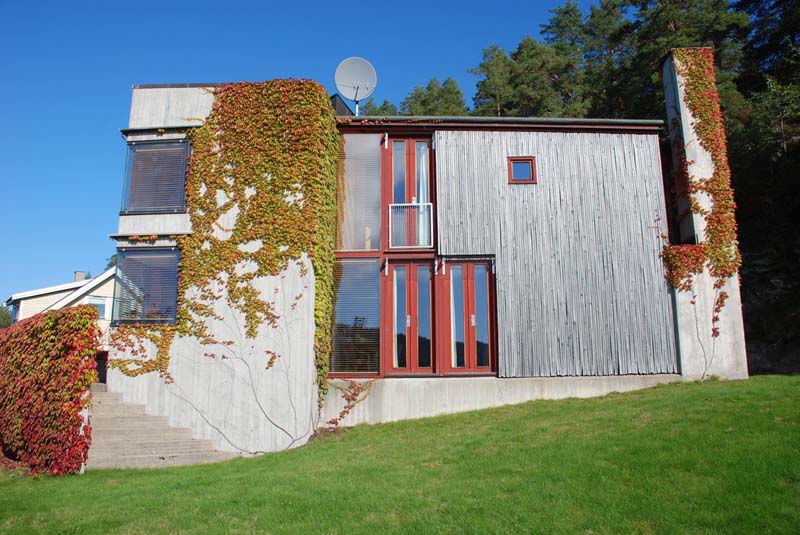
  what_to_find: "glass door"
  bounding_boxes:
[384,261,434,373]
[389,139,432,248]
[440,261,494,372]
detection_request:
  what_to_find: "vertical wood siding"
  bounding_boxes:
[435,130,678,377]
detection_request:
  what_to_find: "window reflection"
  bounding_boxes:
[393,266,407,368]
[417,265,432,368]
[450,265,465,368]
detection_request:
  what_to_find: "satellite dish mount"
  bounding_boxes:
[335,57,377,116]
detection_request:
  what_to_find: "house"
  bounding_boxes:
[106,49,747,455]
[5,268,117,381]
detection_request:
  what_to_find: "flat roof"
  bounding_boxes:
[338,115,663,132]
[132,83,221,89]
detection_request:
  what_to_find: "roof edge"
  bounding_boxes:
[341,115,663,126]
[133,83,221,89]
[46,267,117,312]
[6,279,90,303]
[337,116,664,132]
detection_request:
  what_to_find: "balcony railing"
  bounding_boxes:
[389,203,433,248]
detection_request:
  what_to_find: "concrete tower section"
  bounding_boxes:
[661,48,748,380]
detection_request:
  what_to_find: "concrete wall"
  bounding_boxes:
[662,51,748,380]
[117,213,192,236]
[108,85,319,453]
[129,86,215,129]
[108,256,318,454]
[322,374,680,426]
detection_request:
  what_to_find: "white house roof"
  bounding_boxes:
[5,279,90,305]
[4,267,117,309]
[46,267,117,312]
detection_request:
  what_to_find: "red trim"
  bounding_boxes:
[383,260,435,374]
[437,261,496,374]
[332,133,499,379]
[334,250,382,258]
[507,157,537,184]
[337,122,663,135]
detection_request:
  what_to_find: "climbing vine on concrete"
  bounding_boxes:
[661,48,741,337]
[111,80,339,396]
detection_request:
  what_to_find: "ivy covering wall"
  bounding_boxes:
[111,80,339,397]
[662,48,741,336]
[0,306,99,475]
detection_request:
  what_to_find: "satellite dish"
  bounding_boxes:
[335,57,377,116]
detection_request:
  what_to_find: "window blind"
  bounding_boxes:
[336,134,381,251]
[122,142,188,213]
[112,249,180,323]
[330,258,381,373]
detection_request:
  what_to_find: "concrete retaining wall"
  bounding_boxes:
[322,374,681,427]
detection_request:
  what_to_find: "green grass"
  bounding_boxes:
[1,376,798,534]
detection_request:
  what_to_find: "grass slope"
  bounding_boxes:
[1,376,798,534]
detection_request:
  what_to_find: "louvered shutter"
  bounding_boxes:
[112,249,180,323]
[330,258,381,373]
[122,142,188,213]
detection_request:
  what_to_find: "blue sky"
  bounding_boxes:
[0,0,593,302]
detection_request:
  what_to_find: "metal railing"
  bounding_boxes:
[389,203,433,248]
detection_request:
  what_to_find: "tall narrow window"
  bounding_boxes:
[336,134,381,251]
[122,141,189,213]
[393,266,407,368]
[417,264,432,368]
[112,249,180,323]
[450,265,466,368]
[331,258,381,373]
[389,138,433,249]
[474,265,490,368]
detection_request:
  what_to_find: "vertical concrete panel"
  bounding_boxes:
[662,50,748,380]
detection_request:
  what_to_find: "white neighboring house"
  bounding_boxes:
[4,268,116,380]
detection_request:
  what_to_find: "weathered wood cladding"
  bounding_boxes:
[435,130,678,377]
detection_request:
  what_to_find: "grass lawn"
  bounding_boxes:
[1,376,798,534]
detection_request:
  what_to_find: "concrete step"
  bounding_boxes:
[89,440,218,457]
[90,416,170,428]
[91,383,107,393]
[87,386,236,470]
[91,393,123,404]
[90,404,146,417]
[92,427,195,442]
[87,451,237,469]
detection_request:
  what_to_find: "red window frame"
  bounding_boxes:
[383,137,435,252]
[436,261,498,375]
[507,156,537,184]
[382,260,436,375]
[330,131,498,379]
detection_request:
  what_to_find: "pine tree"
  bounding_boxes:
[470,45,514,117]
[360,98,399,116]
[400,77,468,116]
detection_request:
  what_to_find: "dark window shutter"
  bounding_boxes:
[122,142,188,213]
[330,258,381,373]
[112,249,180,323]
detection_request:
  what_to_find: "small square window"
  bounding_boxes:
[87,296,109,320]
[507,157,537,184]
